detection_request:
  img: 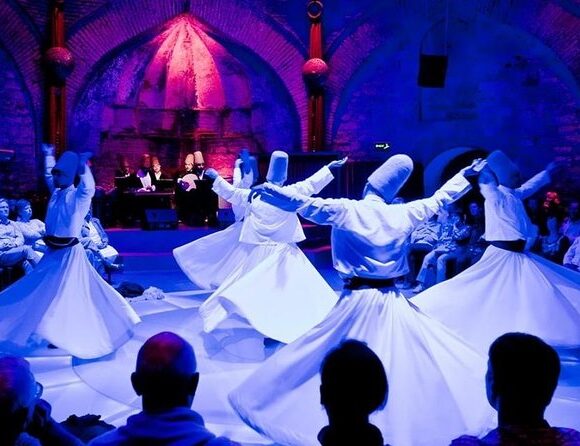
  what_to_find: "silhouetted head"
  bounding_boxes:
[486,333,560,418]
[131,332,199,413]
[320,340,388,421]
[0,356,39,443]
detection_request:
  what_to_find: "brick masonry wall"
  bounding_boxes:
[0,0,577,196]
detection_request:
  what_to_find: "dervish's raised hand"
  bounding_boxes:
[205,168,219,180]
[460,158,486,177]
[41,143,55,157]
[327,156,348,171]
[77,152,93,174]
[546,160,565,177]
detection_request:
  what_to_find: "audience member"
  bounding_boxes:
[318,340,389,446]
[413,204,471,292]
[561,201,580,243]
[80,210,121,276]
[464,201,487,266]
[563,237,580,272]
[13,199,47,255]
[0,356,83,446]
[538,207,569,264]
[451,332,580,445]
[402,214,440,288]
[88,332,239,446]
[0,198,40,275]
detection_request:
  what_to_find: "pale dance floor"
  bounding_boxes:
[12,232,580,445]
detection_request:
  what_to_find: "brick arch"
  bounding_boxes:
[324,0,579,148]
[66,0,308,147]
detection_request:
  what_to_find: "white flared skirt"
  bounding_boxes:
[173,222,251,289]
[230,287,495,446]
[411,245,580,353]
[199,243,339,344]
[0,244,140,359]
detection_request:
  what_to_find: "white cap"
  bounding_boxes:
[266,151,288,185]
[367,154,413,202]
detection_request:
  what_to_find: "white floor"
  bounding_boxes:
[9,252,580,445]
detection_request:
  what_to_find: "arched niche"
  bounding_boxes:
[70,14,300,189]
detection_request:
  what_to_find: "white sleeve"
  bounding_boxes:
[298,197,351,227]
[232,160,243,188]
[212,176,251,208]
[75,167,96,217]
[564,238,579,265]
[403,173,471,229]
[284,166,334,197]
[515,171,550,200]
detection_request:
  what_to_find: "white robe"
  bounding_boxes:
[231,159,256,221]
[412,171,580,352]
[0,161,140,359]
[230,173,496,446]
[175,166,340,343]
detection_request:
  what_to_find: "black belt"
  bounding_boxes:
[344,277,396,290]
[489,240,526,253]
[43,235,79,250]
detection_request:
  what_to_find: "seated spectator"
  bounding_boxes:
[0,355,83,446]
[465,201,487,265]
[88,332,239,446]
[561,200,580,243]
[413,204,471,292]
[318,340,389,446]
[13,199,47,255]
[563,237,580,272]
[0,198,40,275]
[451,332,580,445]
[402,214,440,288]
[539,207,569,264]
[80,210,121,276]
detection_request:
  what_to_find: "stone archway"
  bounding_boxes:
[424,147,488,195]
[66,0,309,147]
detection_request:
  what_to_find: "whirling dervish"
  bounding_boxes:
[175,150,346,344]
[173,148,257,290]
[412,151,580,353]
[0,144,140,359]
[229,155,495,446]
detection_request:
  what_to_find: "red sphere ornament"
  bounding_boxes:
[45,47,75,81]
[302,58,328,88]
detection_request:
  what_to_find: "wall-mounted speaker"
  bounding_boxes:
[418,54,448,88]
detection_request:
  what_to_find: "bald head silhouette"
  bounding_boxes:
[131,332,199,413]
[0,356,37,443]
